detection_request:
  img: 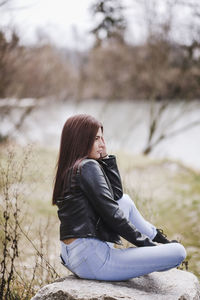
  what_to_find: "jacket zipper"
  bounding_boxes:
[96,217,100,230]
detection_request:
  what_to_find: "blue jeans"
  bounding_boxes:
[60,194,186,281]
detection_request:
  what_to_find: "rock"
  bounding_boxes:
[31,269,200,300]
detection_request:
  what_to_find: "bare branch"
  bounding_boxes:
[0,0,10,7]
[165,120,200,138]
[17,221,59,277]
[144,118,200,154]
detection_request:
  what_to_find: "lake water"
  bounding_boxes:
[1,98,200,171]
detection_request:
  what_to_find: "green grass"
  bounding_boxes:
[117,151,200,280]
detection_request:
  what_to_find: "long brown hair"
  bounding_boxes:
[52,114,103,205]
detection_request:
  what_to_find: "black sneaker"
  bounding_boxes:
[153,228,178,244]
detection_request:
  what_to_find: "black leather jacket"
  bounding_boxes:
[56,155,155,247]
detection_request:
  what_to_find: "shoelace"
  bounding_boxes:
[157,228,167,238]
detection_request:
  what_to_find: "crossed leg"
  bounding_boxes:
[117,193,157,240]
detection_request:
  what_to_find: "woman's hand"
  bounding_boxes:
[100,137,108,158]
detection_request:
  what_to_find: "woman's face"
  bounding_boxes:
[88,127,105,159]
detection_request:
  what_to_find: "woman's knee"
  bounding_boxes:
[122,193,131,200]
[120,193,136,207]
[173,243,187,264]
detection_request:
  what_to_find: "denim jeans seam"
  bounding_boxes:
[130,262,178,270]
[95,248,107,263]
[67,238,84,250]
[73,257,97,280]
[96,248,110,273]
[68,256,86,269]
[64,263,80,277]
[85,258,97,279]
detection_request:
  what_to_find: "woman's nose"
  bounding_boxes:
[99,139,104,147]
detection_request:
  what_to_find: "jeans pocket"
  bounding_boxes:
[69,255,86,269]
[68,241,88,269]
[94,240,110,271]
[74,240,110,280]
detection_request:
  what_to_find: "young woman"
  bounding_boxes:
[52,114,186,281]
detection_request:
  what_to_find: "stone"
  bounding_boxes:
[31,269,200,300]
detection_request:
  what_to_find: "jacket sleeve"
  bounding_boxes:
[79,159,156,247]
[98,155,123,200]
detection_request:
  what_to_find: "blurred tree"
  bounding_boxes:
[12,43,76,99]
[130,0,200,154]
[143,101,200,155]
[131,0,200,100]
[0,30,20,97]
[90,0,127,47]
[86,43,133,100]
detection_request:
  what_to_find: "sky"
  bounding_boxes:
[1,0,145,49]
[0,0,97,48]
[0,0,198,49]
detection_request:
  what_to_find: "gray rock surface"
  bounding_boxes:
[31,269,200,300]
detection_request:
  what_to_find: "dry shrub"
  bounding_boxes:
[0,145,59,300]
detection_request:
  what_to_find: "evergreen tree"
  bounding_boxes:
[90,0,127,47]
